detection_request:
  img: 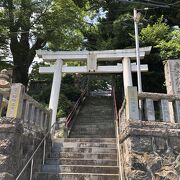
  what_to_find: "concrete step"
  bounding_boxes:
[72,121,115,129]
[74,119,114,123]
[46,158,117,166]
[73,123,114,126]
[41,165,119,174]
[52,147,117,153]
[50,152,117,160]
[36,172,119,180]
[77,115,113,120]
[78,110,113,114]
[69,134,116,138]
[53,138,116,143]
[73,120,115,128]
[69,132,115,137]
[70,129,115,135]
[71,125,115,129]
[53,142,116,149]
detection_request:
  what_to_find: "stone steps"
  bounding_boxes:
[69,130,115,136]
[37,172,119,180]
[72,121,115,126]
[71,124,115,128]
[46,158,117,166]
[53,142,116,148]
[69,134,115,138]
[36,96,119,180]
[75,119,114,123]
[53,138,116,143]
[51,152,117,160]
[71,134,115,138]
[52,147,117,153]
[41,164,119,174]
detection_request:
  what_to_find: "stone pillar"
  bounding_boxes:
[144,99,155,121]
[174,100,180,123]
[164,60,180,95]
[126,86,139,120]
[49,59,63,127]
[122,57,133,94]
[160,99,170,122]
[6,83,25,119]
[164,60,180,123]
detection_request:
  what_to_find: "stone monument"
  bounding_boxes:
[165,59,180,95]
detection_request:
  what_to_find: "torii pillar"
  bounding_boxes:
[49,60,63,127]
[122,57,133,94]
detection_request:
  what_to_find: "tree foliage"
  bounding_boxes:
[0,0,84,86]
[156,29,180,59]
[140,17,170,46]
[140,17,180,59]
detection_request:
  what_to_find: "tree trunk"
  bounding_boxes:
[11,43,36,88]
[13,63,29,87]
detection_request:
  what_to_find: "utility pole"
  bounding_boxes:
[134,8,142,93]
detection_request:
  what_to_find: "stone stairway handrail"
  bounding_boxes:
[65,88,87,129]
[15,121,56,180]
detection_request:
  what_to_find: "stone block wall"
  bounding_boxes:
[119,120,180,180]
[0,117,52,180]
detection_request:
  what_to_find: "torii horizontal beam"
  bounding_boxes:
[36,46,151,61]
[39,63,148,74]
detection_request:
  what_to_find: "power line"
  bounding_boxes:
[117,0,180,8]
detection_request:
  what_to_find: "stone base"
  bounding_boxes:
[120,120,180,180]
[0,117,52,180]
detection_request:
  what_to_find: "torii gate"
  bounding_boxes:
[36,46,151,126]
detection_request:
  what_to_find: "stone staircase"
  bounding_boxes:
[36,96,119,180]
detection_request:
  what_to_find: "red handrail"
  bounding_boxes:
[65,88,87,128]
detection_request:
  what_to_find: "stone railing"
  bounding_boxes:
[4,83,52,132]
[139,92,180,123]
[124,86,180,123]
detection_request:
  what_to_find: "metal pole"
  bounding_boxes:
[30,158,34,180]
[134,8,142,93]
[43,139,46,165]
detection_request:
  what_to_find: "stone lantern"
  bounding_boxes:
[0,69,11,88]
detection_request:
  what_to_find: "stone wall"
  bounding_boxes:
[0,117,52,180]
[119,120,180,180]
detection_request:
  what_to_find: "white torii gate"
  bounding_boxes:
[36,46,151,126]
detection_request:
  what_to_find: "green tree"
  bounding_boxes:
[0,0,84,87]
[156,29,180,59]
[140,17,180,59]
